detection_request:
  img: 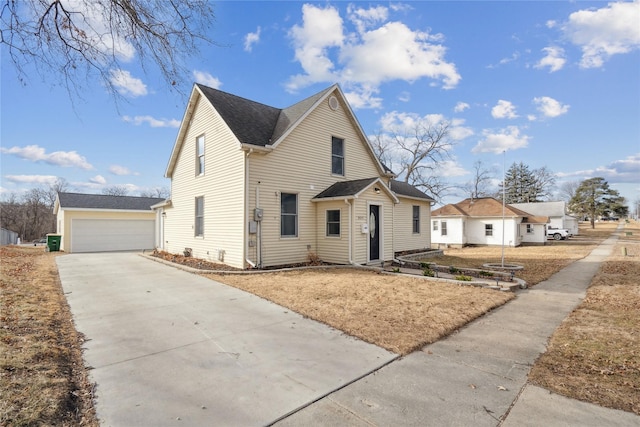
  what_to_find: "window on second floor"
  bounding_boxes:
[331,136,344,175]
[485,224,493,236]
[196,134,205,176]
[412,206,420,234]
[280,193,298,237]
[195,196,204,237]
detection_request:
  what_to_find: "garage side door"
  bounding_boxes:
[71,219,155,253]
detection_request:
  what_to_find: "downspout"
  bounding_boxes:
[345,198,352,264]
[244,149,253,268]
[256,184,262,268]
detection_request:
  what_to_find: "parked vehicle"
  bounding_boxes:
[33,238,46,246]
[546,227,570,240]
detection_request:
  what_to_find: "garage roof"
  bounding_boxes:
[56,192,165,212]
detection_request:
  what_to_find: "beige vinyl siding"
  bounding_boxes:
[248,90,386,267]
[393,199,432,253]
[315,201,349,264]
[165,93,246,268]
[57,209,66,249]
[58,209,155,253]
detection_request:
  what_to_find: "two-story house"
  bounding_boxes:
[157,83,434,269]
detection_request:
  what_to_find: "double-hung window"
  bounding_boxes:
[412,206,420,234]
[526,224,534,234]
[280,193,298,237]
[331,137,344,175]
[441,221,447,236]
[485,224,493,236]
[195,196,204,237]
[433,220,438,231]
[326,209,341,237]
[196,135,205,175]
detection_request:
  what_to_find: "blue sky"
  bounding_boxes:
[2,1,639,207]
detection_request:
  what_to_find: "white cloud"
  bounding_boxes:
[449,118,474,141]
[491,100,518,119]
[0,144,92,169]
[562,1,640,68]
[398,91,411,102]
[287,4,460,108]
[244,26,261,52]
[347,4,388,33]
[4,175,58,185]
[109,69,147,97]
[454,102,470,113]
[90,175,107,185]
[533,96,570,118]
[123,115,180,128]
[437,160,468,178]
[558,154,640,185]
[109,165,138,176]
[193,70,222,88]
[535,46,566,72]
[472,126,531,154]
[378,111,472,142]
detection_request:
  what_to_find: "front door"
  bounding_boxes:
[369,205,380,262]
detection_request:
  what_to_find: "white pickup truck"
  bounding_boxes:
[547,227,571,240]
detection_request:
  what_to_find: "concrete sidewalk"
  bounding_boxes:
[275,227,640,426]
[57,253,397,426]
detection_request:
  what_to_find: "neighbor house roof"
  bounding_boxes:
[56,192,165,212]
[510,201,574,218]
[165,83,392,178]
[432,197,548,221]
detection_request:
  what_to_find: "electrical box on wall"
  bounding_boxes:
[254,208,263,221]
[361,223,369,234]
[249,221,258,234]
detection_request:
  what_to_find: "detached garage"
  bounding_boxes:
[54,192,165,253]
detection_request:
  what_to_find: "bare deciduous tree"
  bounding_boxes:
[371,117,454,202]
[558,180,580,203]
[1,0,215,100]
[463,160,497,199]
[102,185,129,196]
[139,187,170,198]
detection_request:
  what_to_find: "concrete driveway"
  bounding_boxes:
[57,253,396,426]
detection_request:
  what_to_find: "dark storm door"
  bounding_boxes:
[369,205,380,261]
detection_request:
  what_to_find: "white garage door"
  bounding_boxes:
[71,219,155,253]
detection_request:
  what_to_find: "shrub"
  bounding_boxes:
[455,275,472,281]
[423,267,435,277]
[479,270,493,277]
[449,266,459,274]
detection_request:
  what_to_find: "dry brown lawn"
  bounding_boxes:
[529,220,640,415]
[426,222,620,286]
[204,269,514,355]
[0,246,97,426]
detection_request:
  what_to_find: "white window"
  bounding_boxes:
[441,221,447,236]
[526,224,534,234]
[412,206,420,234]
[485,224,493,236]
[331,137,344,175]
[280,193,298,237]
[195,196,204,236]
[326,209,341,237]
[432,220,438,231]
[196,135,205,175]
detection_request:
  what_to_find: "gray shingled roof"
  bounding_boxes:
[196,84,335,147]
[196,84,281,146]
[57,192,164,211]
[389,180,434,201]
[313,178,379,199]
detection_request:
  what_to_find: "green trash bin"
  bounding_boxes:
[46,234,61,252]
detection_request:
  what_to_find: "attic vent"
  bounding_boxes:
[328,96,339,111]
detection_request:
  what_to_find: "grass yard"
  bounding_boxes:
[204,269,514,355]
[0,246,97,426]
[528,220,640,415]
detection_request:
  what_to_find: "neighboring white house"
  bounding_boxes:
[54,192,164,253]
[160,83,435,269]
[510,201,579,236]
[430,197,549,248]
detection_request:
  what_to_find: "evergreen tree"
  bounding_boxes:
[569,177,624,228]
[499,162,556,203]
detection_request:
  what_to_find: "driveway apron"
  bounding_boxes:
[57,253,396,426]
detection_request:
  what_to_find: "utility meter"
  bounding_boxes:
[254,208,264,221]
